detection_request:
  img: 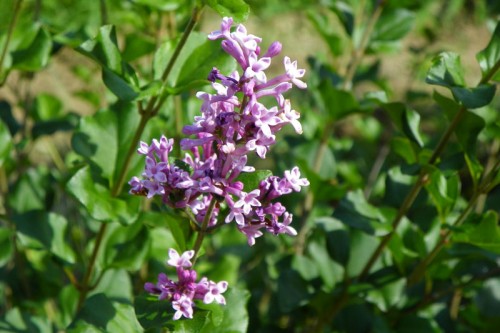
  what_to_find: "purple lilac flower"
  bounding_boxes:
[145,249,228,320]
[130,17,310,247]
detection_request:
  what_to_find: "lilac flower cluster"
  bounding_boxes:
[145,249,228,320]
[130,17,309,246]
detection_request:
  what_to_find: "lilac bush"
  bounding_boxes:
[129,16,309,318]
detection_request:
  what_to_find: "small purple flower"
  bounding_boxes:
[234,190,261,214]
[284,167,310,192]
[167,249,194,268]
[203,281,228,305]
[172,295,194,320]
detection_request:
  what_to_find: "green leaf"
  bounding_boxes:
[14,211,76,263]
[424,166,460,218]
[316,217,350,266]
[307,10,344,56]
[0,120,13,166]
[307,234,344,291]
[72,104,144,187]
[277,269,312,312]
[167,32,236,93]
[8,167,50,213]
[206,0,250,23]
[450,84,496,109]
[11,26,52,71]
[131,0,181,10]
[426,52,466,88]
[455,211,500,253]
[333,190,392,236]
[67,166,140,225]
[0,308,52,332]
[236,169,272,191]
[476,22,500,82]
[384,102,424,147]
[0,227,14,267]
[318,80,359,121]
[369,8,415,53]
[0,100,21,136]
[328,1,354,36]
[77,25,139,101]
[32,93,64,121]
[101,220,151,271]
[68,293,143,332]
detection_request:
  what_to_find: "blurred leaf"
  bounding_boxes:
[91,269,134,301]
[236,169,272,191]
[68,293,143,332]
[366,276,405,312]
[122,33,156,62]
[424,166,460,218]
[347,231,380,277]
[391,137,418,164]
[329,1,354,36]
[384,102,424,147]
[0,119,13,166]
[316,216,350,266]
[32,93,64,121]
[307,10,344,56]
[476,278,500,317]
[426,52,465,88]
[333,190,392,236]
[14,211,75,264]
[292,254,319,281]
[451,84,496,109]
[67,166,140,225]
[0,101,20,136]
[77,25,139,101]
[307,234,344,291]
[206,0,250,23]
[277,268,312,312]
[11,26,52,71]
[476,21,500,82]
[101,221,151,271]
[369,8,415,53]
[0,227,13,267]
[454,211,500,253]
[131,0,180,10]
[31,113,79,139]
[0,308,52,332]
[318,80,359,121]
[8,167,50,213]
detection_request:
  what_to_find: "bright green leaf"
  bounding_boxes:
[426,52,466,88]
[369,8,415,53]
[455,211,500,253]
[11,26,52,71]
[384,103,424,147]
[0,120,13,166]
[236,169,272,191]
[206,0,250,23]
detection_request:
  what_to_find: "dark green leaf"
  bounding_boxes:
[307,10,344,56]
[318,80,359,121]
[0,227,13,267]
[476,22,500,82]
[101,221,151,271]
[329,1,354,36]
[14,211,76,263]
[67,166,140,225]
[333,190,392,236]
[277,269,312,312]
[451,84,496,109]
[307,235,344,291]
[384,102,424,147]
[122,33,156,62]
[11,26,52,71]
[68,293,143,332]
[424,166,460,218]
[0,101,21,136]
[206,0,250,23]
[426,52,466,88]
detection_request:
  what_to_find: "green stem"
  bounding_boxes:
[99,0,108,26]
[0,0,23,86]
[192,197,217,265]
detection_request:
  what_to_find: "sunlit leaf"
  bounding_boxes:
[476,22,500,82]
[206,0,250,23]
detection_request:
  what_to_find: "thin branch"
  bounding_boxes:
[0,0,23,86]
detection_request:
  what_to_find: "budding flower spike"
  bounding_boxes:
[134,17,309,319]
